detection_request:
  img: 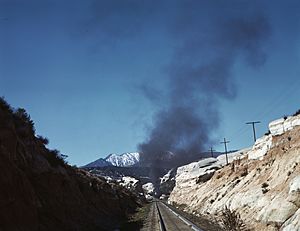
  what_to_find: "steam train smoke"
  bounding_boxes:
[139,9,271,168]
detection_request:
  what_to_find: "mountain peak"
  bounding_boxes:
[83,157,112,168]
[105,152,140,167]
[84,152,140,168]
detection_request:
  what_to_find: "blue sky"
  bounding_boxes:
[1,0,300,166]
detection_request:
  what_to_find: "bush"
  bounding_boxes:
[240,168,248,177]
[46,149,68,167]
[37,135,49,145]
[13,108,35,135]
[0,96,13,114]
[293,109,300,116]
[219,206,248,231]
[216,174,222,179]
[261,182,269,188]
[262,188,269,194]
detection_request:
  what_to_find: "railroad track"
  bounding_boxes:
[142,200,204,231]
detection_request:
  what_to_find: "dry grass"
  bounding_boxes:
[219,206,248,231]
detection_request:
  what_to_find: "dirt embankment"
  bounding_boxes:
[0,98,141,231]
[169,117,300,231]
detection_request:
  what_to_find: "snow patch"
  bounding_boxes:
[142,182,155,195]
[160,169,174,184]
[118,176,139,189]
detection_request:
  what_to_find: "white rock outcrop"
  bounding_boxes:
[169,114,300,230]
[282,208,300,231]
[248,134,272,160]
[256,195,298,224]
[247,114,300,161]
[289,176,300,194]
[269,115,300,136]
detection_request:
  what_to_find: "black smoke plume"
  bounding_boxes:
[82,1,271,169]
[138,7,271,168]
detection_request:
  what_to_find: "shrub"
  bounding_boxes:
[13,108,35,135]
[0,96,13,114]
[262,188,269,194]
[46,149,68,167]
[261,182,269,188]
[216,174,223,179]
[240,168,248,177]
[293,109,300,116]
[219,206,248,231]
[264,130,271,136]
[37,135,49,145]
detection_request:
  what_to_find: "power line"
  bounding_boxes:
[224,79,300,144]
[228,126,249,141]
[250,78,300,121]
[214,79,300,155]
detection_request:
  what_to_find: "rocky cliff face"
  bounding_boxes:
[169,114,300,231]
[0,98,141,231]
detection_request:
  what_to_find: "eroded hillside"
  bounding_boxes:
[0,98,141,231]
[169,114,300,231]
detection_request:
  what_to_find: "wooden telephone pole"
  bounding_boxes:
[209,147,216,158]
[246,121,261,142]
[220,138,230,165]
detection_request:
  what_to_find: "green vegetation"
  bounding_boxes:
[119,202,151,231]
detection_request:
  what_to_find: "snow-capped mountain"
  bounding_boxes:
[84,152,140,168]
[105,152,140,167]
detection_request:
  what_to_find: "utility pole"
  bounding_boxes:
[209,147,215,158]
[220,138,230,165]
[246,121,261,142]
